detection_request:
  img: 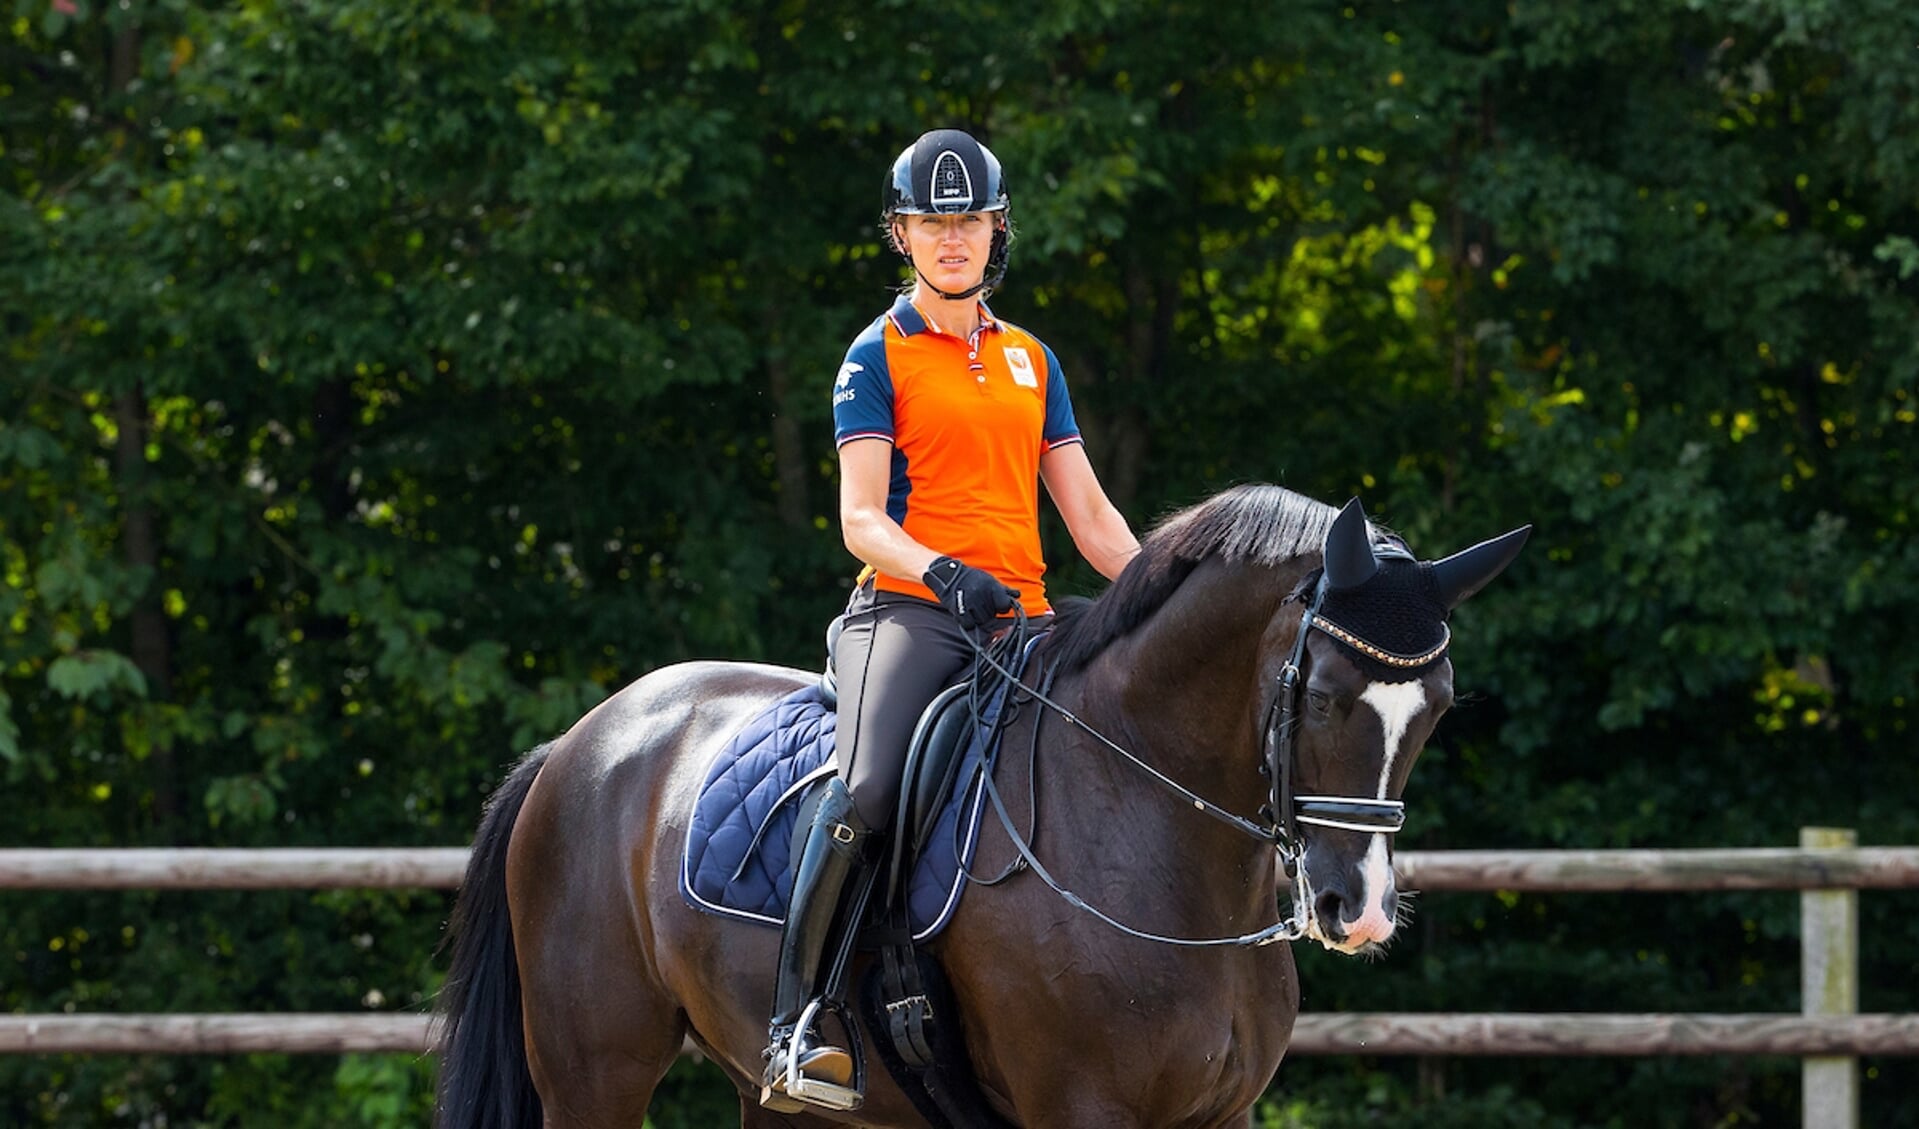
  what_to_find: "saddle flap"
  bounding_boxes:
[887,681,977,903]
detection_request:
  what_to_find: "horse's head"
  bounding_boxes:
[1035,486,1526,957]
[1276,498,1528,955]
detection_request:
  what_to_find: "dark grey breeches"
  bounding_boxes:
[830,588,980,831]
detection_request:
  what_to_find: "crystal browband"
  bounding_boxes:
[1313,617,1451,669]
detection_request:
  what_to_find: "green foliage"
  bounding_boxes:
[643,1058,749,1128]
[3,0,1916,1125]
[1259,1069,1579,1129]
[46,652,148,703]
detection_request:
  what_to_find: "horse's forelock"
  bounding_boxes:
[1046,484,1338,674]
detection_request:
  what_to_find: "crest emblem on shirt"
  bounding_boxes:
[1004,346,1038,388]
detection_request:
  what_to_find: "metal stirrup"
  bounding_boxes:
[780,1000,863,1111]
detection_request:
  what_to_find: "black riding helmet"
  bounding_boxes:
[882,128,1012,300]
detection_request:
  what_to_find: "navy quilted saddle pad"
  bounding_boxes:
[678,680,1003,942]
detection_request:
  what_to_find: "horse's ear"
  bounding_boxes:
[1323,497,1377,590]
[1431,525,1532,609]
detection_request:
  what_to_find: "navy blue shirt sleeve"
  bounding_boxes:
[832,318,895,447]
[1039,342,1082,448]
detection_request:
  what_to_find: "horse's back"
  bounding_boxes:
[547,658,812,777]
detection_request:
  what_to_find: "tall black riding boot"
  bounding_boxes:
[760,777,873,1111]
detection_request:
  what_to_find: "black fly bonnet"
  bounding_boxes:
[1263,498,1530,848]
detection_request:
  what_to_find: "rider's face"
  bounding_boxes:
[895,211,998,294]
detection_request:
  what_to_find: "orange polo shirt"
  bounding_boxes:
[832,296,1082,615]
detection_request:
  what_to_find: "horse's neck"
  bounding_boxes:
[1078,556,1298,759]
[1035,557,1302,897]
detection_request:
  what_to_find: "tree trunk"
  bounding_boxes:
[110,20,178,832]
[766,348,811,531]
[115,388,176,829]
[1108,257,1173,512]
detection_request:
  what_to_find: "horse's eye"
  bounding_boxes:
[1306,689,1333,714]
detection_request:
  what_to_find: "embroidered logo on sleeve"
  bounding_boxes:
[834,362,861,405]
[1004,347,1037,388]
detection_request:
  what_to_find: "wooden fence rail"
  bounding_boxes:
[4,1012,1918,1057]
[0,848,471,890]
[6,845,1919,892]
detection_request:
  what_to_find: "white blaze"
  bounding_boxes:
[1361,680,1426,800]
[1343,680,1427,944]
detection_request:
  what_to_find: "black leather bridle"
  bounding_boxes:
[1259,571,1411,861]
[956,566,1436,947]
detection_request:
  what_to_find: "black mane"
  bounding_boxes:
[1044,484,1339,674]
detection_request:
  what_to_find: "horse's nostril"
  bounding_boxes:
[1382,889,1399,919]
[1313,889,1346,927]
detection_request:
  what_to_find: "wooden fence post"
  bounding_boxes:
[1802,827,1859,1129]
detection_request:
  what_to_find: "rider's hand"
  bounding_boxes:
[922,556,1018,630]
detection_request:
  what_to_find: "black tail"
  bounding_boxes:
[433,744,554,1129]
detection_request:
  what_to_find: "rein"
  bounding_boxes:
[953,574,1416,949]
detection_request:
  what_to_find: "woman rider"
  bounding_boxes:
[761,128,1140,1110]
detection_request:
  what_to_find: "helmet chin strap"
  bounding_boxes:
[912,266,989,301]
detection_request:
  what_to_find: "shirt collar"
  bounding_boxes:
[887,294,1001,339]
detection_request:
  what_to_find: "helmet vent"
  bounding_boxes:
[929,150,974,213]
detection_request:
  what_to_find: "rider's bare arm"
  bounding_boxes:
[1040,443,1140,582]
[839,437,943,582]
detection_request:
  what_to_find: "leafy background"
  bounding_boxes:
[3,0,1916,1124]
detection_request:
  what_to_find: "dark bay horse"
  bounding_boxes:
[434,484,1528,1128]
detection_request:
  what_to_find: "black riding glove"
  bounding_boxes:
[922,556,1018,631]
